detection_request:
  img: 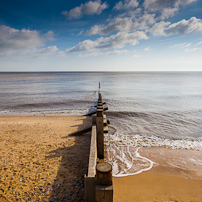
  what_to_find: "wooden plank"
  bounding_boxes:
[88,125,97,177]
[85,126,97,202]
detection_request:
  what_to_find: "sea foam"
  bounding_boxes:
[104,132,202,151]
[110,147,155,177]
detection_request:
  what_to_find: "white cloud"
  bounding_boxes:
[150,17,202,36]
[144,0,171,11]
[43,31,55,41]
[32,46,59,56]
[86,24,103,35]
[144,47,151,51]
[160,7,178,20]
[196,40,202,46]
[0,25,60,57]
[185,47,201,52]
[99,17,133,34]
[62,0,108,20]
[170,43,191,48]
[165,17,202,35]
[78,30,84,36]
[67,31,148,53]
[144,0,197,11]
[144,0,197,21]
[150,21,171,36]
[174,0,197,7]
[0,25,43,50]
[118,7,142,18]
[0,45,60,57]
[0,46,60,57]
[79,49,129,57]
[114,0,139,10]
[86,13,156,35]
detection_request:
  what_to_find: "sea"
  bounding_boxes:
[1,72,202,176]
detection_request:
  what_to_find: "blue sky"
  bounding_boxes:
[0,0,202,71]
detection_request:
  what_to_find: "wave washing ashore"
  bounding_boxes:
[1,72,202,178]
[105,131,202,177]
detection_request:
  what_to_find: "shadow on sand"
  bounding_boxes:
[46,116,92,202]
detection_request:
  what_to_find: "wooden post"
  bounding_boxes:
[96,163,113,202]
[96,108,104,159]
[99,93,102,99]
[98,93,102,103]
[96,162,112,186]
[97,106,104,116]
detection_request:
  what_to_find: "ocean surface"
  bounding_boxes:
[1,72,202,175]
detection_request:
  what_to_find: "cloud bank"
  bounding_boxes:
[62,0,108,20]
[114,0,139,10]
[86,13,156,35]
[0,25,59,57]
[150,17,202,36]
[1,0,201,59]
[0,25,44,50]
[67,31,148,53]
[67,0,200,55]
[144,0,197,20]
[144,0,197,11]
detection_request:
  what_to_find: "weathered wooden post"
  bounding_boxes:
[96,162,113,202]
[96,162,112,186]
[96,106,104,159]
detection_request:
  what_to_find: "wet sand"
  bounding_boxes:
[0,116,92,202]
[113,147,202,202]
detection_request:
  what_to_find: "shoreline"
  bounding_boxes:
[112,147,202,202]
[0,110,88,117]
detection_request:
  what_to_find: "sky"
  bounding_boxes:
[0,0,202,71]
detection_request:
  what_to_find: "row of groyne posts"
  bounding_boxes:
[84,93,113,202]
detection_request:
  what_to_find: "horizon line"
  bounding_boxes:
[1,70,202,73]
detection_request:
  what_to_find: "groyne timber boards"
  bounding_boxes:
[85,94,113,202]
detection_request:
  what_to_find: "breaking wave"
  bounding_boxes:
[105,132,202,151]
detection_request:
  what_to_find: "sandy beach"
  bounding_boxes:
[1,116,202,202]
[0,116,92,202]
[113,147,202,202]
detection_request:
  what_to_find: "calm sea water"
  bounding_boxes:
[1,72,202,142]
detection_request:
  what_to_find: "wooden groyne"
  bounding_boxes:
[84,93,113,202]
